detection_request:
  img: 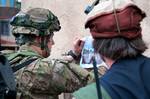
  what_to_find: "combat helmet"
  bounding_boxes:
[10,8,61,36]
[10,8,61,50]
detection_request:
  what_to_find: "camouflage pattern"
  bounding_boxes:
[6,45,94,99]
[63,65,108,99]
[11,26,40,36]
[10,8,61,36]
[97,66,108,77]
[85,66,108,78]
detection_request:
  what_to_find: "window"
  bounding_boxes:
[0,20,10,36]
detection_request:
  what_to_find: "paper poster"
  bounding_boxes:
[80,36,107,68]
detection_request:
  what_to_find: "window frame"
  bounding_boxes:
[0,19,10,36]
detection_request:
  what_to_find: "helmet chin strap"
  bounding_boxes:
[29,41,50,57]
[41,46,50,57]
[30,36,50,57]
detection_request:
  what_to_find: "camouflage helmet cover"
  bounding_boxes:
[11,8,61,36]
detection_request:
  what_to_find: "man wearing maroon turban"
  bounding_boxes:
[73,0,150,99]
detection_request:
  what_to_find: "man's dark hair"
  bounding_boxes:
[93,37,147,60]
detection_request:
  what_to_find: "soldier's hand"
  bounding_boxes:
[73,37,85,56]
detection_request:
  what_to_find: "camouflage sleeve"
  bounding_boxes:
[18,58,94,96]
[48,59,94,92]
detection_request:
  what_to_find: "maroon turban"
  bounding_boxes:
[86,6,146,39]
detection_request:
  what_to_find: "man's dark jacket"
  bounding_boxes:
[101,55,150,99]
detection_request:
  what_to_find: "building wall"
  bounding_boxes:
[134,0,150,56]
[21,0,150,57]
[22,0,92,58]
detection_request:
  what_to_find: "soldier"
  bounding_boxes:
[73,0,150,99]
[7,8,93,99]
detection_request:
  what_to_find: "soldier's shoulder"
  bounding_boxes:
[41,58,69,65]
[54,58,69,64]
[33,58,70,74]
[1,50,15,56]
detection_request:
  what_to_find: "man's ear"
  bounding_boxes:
[35,36,41,43]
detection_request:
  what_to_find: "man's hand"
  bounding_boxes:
[73,37,85,56]
[62,37,85,62]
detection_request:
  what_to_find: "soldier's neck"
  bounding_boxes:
[30,45,43,56]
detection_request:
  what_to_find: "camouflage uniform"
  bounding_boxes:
[7,8,94,99]
[7,45,93,99]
